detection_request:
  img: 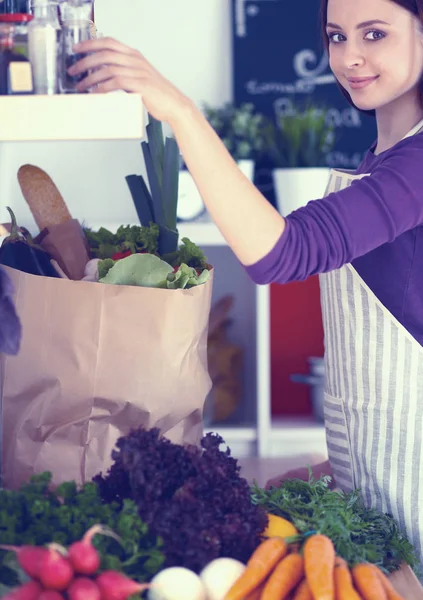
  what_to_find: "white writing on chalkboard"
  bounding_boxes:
[274,98,362,130]
[246,47,336,97]
[235,0,279,38]
[294,49,330,80]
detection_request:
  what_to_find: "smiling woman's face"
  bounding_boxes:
[327,0,423,111]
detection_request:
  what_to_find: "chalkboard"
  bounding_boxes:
[232,0,377,200]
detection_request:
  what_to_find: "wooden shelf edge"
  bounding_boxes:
[0,93,144,142]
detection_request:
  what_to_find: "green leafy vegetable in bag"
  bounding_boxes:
[98,258,115,280]
[167,264,210,289]
[84,224,160,259]
[99,254,173,288]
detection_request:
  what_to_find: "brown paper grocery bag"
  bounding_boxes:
[0,266,213,489]
[389,563,423,598]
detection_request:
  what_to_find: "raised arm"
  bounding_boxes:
[69,38,423,283]
[68,37,285,266]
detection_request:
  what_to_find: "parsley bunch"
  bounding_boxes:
[0,473,164,589]
[94,428,267,573]
[84,224,160,259]
[251,474,419,574]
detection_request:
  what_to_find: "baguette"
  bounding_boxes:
[17,164,72,231]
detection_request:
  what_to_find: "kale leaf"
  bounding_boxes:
[94,428,267,573]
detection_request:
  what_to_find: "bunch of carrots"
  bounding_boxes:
[224,534,405,600]
[1,525,150,600]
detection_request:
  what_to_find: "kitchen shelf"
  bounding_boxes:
[204,425,257,441]
[269,417,327,458]
[0,94,144,142]
[205,418,327,459]
[204,426,258,458]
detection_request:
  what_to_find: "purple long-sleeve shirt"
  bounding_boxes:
[246,133,423,345]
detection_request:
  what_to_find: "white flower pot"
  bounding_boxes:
[177,160,255,221]
[273,167,330,217]
[237,159,255,182]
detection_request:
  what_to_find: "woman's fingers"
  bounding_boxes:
[90,76,145,95]
[68,49,145,77]
[74,36,141,57]
[75,64,145,92]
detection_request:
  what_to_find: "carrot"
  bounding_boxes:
[261,553,304,600]
[352,564,388,600]
[292,578,313,600]
[303,534,336,600]
[334,557,362,600]
[224,537,288,600]
[370,565,406,600]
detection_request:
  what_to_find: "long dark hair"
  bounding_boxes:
[320,0,423,116]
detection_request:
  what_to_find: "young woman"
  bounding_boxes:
[70,0,423,562]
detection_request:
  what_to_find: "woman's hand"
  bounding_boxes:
[68,37,192,126]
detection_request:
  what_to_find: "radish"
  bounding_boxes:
[38,592,65,600]
[67,525,103,575]
[68,577,102,600]
[38,547,74,591]
[0,545,48,579]
[3,581,42,600]
[96,571,150,600]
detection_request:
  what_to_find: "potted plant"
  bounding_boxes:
[202,102,270,179]
[269,105,335,216]
[177,103,270,221]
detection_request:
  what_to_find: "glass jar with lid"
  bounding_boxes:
[0,13,33,94]
[59,0,92,93]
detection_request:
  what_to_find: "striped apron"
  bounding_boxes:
[320,119,423,564]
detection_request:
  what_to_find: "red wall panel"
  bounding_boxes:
[270,276,324,416]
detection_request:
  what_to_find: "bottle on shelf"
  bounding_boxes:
[0,12,33,95]
[27,0,60,94]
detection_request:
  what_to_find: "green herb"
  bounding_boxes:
[0,473,164,590]
[84,224,160,259]
[98,258,115,279]
[178,238,207,270]
[251,474,419,574]
[84,225,208,275]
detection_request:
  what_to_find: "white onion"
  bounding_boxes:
[149,567,207,600]
[200,558,246,600]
